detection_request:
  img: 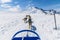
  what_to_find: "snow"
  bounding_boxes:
[0,7,60,40]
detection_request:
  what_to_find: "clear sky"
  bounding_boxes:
[0,0,60,10]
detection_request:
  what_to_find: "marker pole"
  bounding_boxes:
[54,13,57,30]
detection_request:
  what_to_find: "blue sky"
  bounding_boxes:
[0,0,60,10]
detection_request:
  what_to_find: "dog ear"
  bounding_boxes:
[23,18,27,21]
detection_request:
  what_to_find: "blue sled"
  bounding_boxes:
[12,37,39,40]
[12,30,41,40]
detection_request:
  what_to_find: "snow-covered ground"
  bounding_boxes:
[0,7,60,40]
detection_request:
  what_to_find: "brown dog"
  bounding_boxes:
[23,15,32,30]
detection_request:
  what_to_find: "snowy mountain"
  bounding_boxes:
[0,7,60,40]
[35,7,60,15]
